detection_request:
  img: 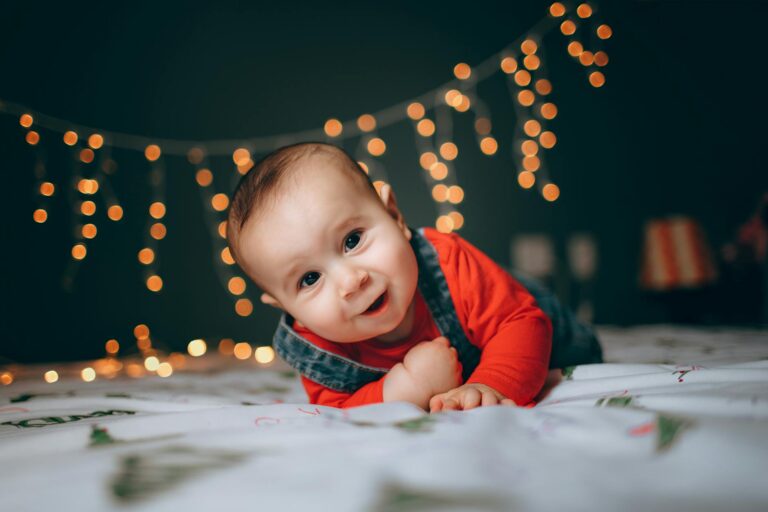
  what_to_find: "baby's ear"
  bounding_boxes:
[378,183,412,240]
[260,293,284,310]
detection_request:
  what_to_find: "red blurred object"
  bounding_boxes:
[640,216,718,291]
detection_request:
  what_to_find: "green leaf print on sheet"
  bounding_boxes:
[110,446,245,503]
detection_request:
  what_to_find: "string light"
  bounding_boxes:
[594,51,609,67]
[429,162,449,180]
[228,276,246,295]
[367,137,386,156]
[144,144,161,161]
[63,131,78,146]
[157,362,173,377]
[589,71,606,87]
[138,248,155,264]
[576,3,593,18]
[540,131,557,148]
[435,215,454,233]
[448,211,465,229]
[407,102,425,120]
[522,140,539,156]
[479,137,498,155]
[542,183,561,201]
[579,51,595,66]
[19,113,34,128]
[597,24,612,39]
[196,168,213,187]
[255,346,276,364]
[357,114,376,132]
[475,118,492,135]
[417,119,436,137]
[105,339,120,354]
[234,342,253,360]
[524,120,542,137]
[540,103,558,119]
[88,134,104,149]
[514,70,532,86]
[233,148,251,166]
[81,367,96,382]
[146,275,163,292]
[0,372,13,385]
[44,370,59,383]
[107,205,124,221]
[560,20,576,35]
[500,56,518,74]
[521,39,538,55]
[25,131,40,145]
[219,338,235,355]
[187,339,207,357]
[33,209,48,223]
[221,247,235,265]
[72,243,87,260]
[211,193,229,211]
[144,356,160,371]
[324,118,343,137]
[453,63,472,80]
[235,298,253,316]
[79,148,95,163]
[518,171,536,189]
[419,152,438,170]
[549,2,566,17]
[535,79,553,95]
[439,142,458,161]
[150,223,167,240]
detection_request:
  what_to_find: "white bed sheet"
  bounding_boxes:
[1,325,767,511]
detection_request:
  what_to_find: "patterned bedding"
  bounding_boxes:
[2,325,767,511]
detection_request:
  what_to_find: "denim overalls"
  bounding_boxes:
[272,228,603,393]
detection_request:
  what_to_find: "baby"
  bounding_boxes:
[227,142,601,411]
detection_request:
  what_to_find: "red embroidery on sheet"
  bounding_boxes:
[0,407,30,414]
[628,422,656,437]
[297,407,321,415]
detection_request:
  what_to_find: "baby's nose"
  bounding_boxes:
[338,268,369,298]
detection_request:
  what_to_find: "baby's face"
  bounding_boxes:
[237,156,418,343]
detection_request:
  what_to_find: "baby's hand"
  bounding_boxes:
[402,336,463,396]
[383,337,462,410]
[429,383,516,413]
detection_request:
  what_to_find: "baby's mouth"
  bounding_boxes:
[362,292,388,315]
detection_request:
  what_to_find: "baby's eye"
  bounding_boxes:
[344,231,362,252]
[300,272,320,288]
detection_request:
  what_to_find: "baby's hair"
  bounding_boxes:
[226,142,376,269]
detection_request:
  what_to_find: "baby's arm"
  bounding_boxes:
[383,336,463,410]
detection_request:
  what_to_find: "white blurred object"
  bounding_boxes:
[511,235,554,278]
[567,234,597,281]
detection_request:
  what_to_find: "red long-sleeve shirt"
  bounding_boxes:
[296,228,552,408]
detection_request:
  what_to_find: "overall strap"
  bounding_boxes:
[272,314,388,393]
[410,228,482,381]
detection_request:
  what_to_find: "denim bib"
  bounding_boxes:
[272,228,601,393]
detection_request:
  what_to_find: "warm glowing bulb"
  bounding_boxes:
[435,215,454,233]
[81,223,98,239]
[540,131,557,149]
[196,168,213,187]
[521,140,539,156]
[44,370,58,383]
[543,183,561,201]
[234,342,253,359]
[523,155,541,172]
[150,222,167,240]
[560,20,576,35]
[88,134,104,150]
[357,114,376,132]
[439,142,458,161]
[0,372,13,385]
[40,182,55,196]
[448,211,465,230]
[235,298,253,316]
[480,137,498,155]
[218,221,227,239]
[144,356,160,371]
[25,131,40,145]
[597,24,613,40]
[417,119,436,137]
[518,171,536,189]
[105,339,120,354]
[474,117,492,135]
[324,118,343,137]
[134,324,150,340]
[146,275,163,292]
[33,209,48,223]
[594,51,609,67]
[63,131,78,146]
[407,102,425,120]
[211,193,229,212]
[517,90,535,107]
[81,367,96,382]
[448,185,465,204]
[221,247,235,265]
[514,70,532,87]
[540,103,558,120]
[233,148,251,166]
[576,3,593,18]
[219,339,235,355]
[138,248,155,265]
[589,71,606,87]
[255,346,276,364]
[107,205,124,221]
[72,243,87,260]
[500,57,518,74]
[228,276,246,295]
[157,362,173,378]
[149,202,166,219]
[80,148,95,163]
[367,137,386,156]
[521,39,538,55]
[453,62,471,79]
[432,184,449,202]
[419,152,438,170]
[145,144,162,161]
[20,114,34,128]
[535,79,553,95]
[188,339,207,357]
[524,120,542,137]
[187,147,204,164]
[430,163,449,181]
[549,2,566,16]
